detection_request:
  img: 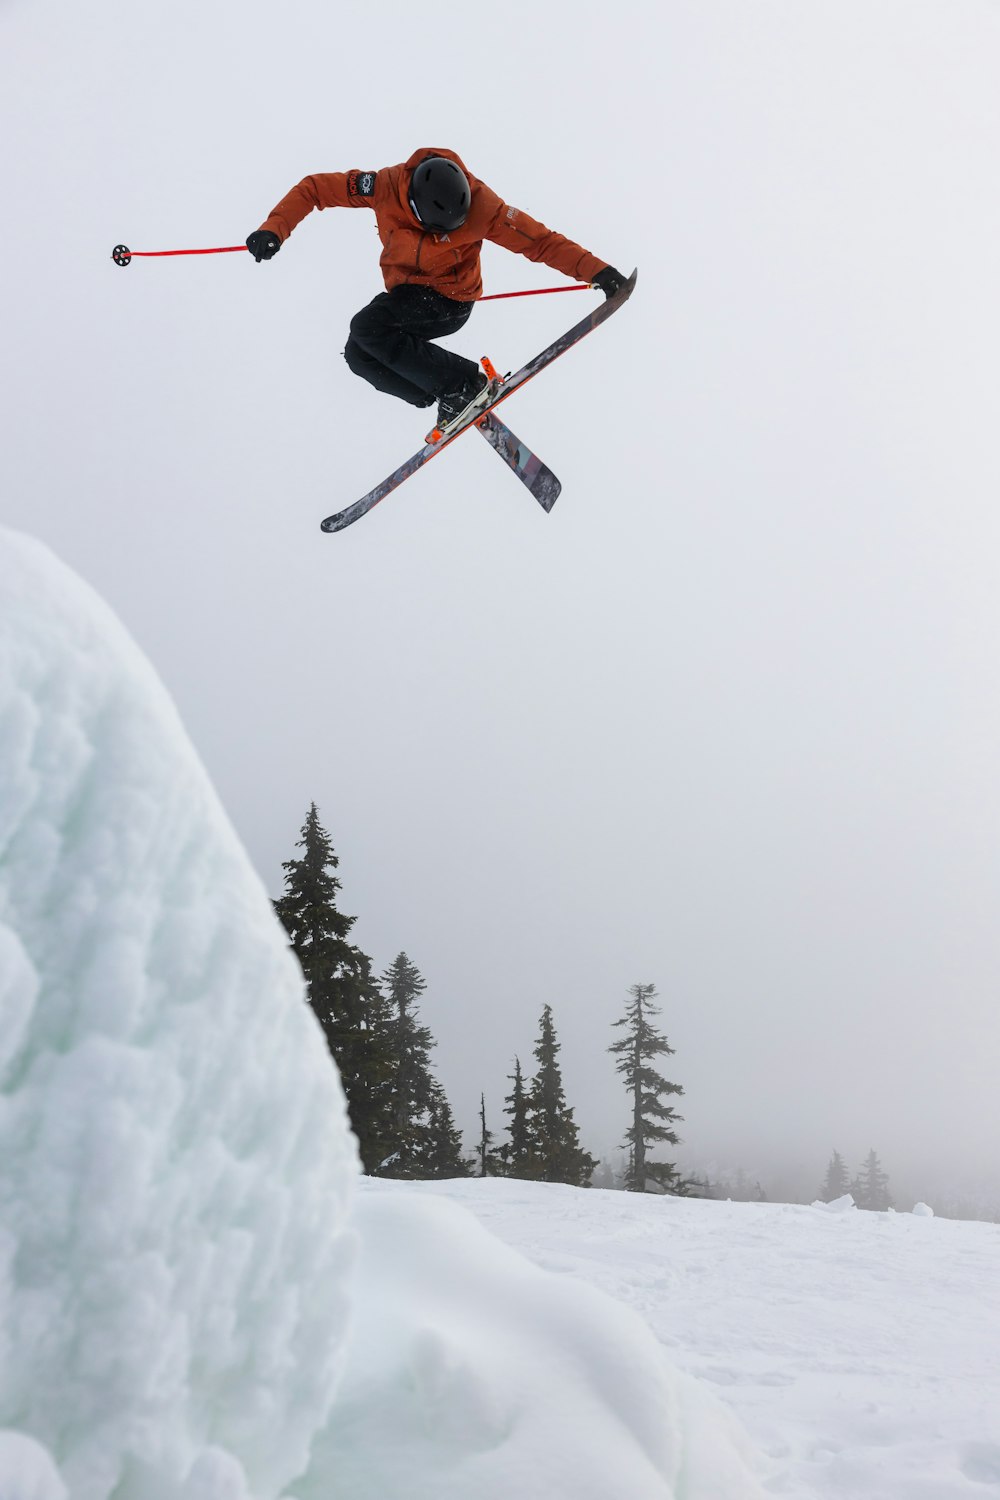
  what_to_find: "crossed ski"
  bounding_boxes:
[321,269,637,534]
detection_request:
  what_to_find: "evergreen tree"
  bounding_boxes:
[526,1004,597,1186]
[501,1056,534,1177]
[477,1093,505,1176]
[608,982,685,1193]
[423,1083,473,1179]
[855,1148,893,1211]
[273,804,395,1172]
[379,951,438,1178]
[821,1150,850,1202]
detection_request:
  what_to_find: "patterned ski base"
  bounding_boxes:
[477,413,561,512]
[320,268,637,534]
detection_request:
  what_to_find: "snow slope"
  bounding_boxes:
[405,1178,1000,1500]
[0,526,770,1499]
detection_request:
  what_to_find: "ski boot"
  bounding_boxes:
[427,358,503,445]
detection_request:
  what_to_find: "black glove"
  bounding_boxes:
[246,229,281,263]
[593,265,626,299]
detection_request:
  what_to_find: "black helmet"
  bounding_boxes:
[409,157,471,232]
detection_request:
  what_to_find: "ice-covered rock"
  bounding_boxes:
[812,1193,856,1212]
[912,1201,935,1217]
[0,530,358,1500]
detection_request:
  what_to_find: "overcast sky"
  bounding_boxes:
[4,0,1000,1200]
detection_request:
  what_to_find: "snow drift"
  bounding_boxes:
[0,526,770,1499]
[301,1185,768,1500]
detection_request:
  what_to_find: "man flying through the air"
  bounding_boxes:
[247,147,626,433]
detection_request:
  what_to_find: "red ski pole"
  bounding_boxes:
[111,241,596,297]
[112,243,246,266]
[479,283,593,301]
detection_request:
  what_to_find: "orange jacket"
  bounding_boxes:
[259,146,609,302]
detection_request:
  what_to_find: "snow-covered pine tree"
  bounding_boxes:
[821,1150,850,1201]
[273,804,394,1172]
[378,951,438,1178]
[526,1004,597,1186]
[608,982,685,1193]
[855,1149,893,1211]
[423,1083,473,1179]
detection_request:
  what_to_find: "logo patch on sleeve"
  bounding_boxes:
[348,170,377,198]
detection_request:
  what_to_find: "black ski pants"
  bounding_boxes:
[344,284,481,408]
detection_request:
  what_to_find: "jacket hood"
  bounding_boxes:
[402,146,474,177]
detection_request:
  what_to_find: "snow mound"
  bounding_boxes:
[911,1201,935,1217]
[297,1184,770,1500]
[0,530,358,1500]
[812,1193,856,1212]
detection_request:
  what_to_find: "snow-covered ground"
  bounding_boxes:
[397,1177,1000,1500]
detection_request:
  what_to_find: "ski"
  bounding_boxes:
[320,268,636,534]
[476,412,561,513]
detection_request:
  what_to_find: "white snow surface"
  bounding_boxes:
[0,1431,68,1500]
[408,1178,1000,1500]
[0,528,771,1499]
[297,1188,767,1500]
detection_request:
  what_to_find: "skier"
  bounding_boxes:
[246,147,626,432]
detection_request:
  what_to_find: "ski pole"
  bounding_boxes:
[479,284,593,301]
[111,241,596,297]
[112,243,246,266]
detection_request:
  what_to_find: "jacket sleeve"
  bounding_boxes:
[484,199,607,284]
[259,171,376,242]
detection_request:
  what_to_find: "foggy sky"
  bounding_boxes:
[3,0,1000,1203]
